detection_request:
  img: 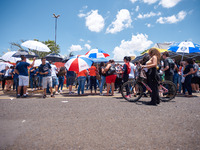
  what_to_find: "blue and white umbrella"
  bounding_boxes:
[168,41,200,60]
[168,41,200,54]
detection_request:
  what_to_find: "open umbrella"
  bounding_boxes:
[21,40,51,52]
[168,41,200,60]
[90,57,109,63]
[1,51,21,63]
[33,59,49,67]
[65,55,93,72]
[85,49,110,58]
[0,62,13,71]
[45,53,63,62]
[12,50,38,58]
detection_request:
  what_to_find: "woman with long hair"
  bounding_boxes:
[142,48,161,106]
[99,62,106,95]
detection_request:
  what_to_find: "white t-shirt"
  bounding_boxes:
[51,64,57,77]
[129,63,136,79]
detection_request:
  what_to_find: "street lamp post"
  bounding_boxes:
[53,13,60,47]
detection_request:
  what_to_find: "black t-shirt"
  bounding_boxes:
[183,64,194,75]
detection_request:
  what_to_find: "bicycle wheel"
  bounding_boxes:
[159,80,176,102]
[121,81,143,102]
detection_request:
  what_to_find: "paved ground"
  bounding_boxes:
[0,89,200,150]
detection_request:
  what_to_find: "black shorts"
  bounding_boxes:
[191,76,200,84]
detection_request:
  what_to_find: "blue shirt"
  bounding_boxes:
[39,63,51,77]
[30,67,36,77]
[15,62,30,76]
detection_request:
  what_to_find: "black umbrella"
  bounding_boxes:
[45,53,63,62]
[12,50,38,58]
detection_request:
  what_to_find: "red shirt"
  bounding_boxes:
[77,70,87,77]
[88,66,96,76]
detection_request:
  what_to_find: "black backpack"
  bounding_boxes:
[167,58,175,75]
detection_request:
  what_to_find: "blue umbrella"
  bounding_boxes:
[90,57,108,63]
[168,41,200,60]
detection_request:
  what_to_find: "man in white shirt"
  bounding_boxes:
[129,62,136,79]
[50,61,59,94]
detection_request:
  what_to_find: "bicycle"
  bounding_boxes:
[121,69,176,102]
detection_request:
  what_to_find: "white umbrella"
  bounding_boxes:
[1,51,21,63]
[21,40,51,52]
[33,59,49,67]
[0,62,13,71]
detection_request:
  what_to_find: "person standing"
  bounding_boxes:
[142,48,161,106]
[58,67,66,93]
[15,55,35,98]
[88,63,97,94]
[50,61,59,94]
[104,60,116,96]
[162,51,175,82]
[191,59,200,93]
[29,67,37,91]
[99,62,106,95]
[183,58,194,97]
[66,69,76,94]
[77,69,88,95]
[4,66,13,91]
[39,57,54,98]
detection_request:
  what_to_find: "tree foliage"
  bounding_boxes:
[10,39,60,58]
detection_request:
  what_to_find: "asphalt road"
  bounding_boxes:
[0,93,200,150]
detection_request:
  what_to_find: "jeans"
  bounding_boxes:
[173,73,179,89]
[78,76,86,94]
[100,76,106,94]
[38,76,42,87]
[58,76,64,91]
[30,76,36,89]
[178,75,182,93]
[86,76,90,90]
[13,78,18,91]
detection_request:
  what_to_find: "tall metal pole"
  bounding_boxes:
[53,14,60,47]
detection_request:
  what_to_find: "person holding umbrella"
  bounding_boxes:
[15,55,35,98]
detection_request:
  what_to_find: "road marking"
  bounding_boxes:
[61,101,68,103]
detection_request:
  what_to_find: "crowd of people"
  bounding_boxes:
[0,51,199,103]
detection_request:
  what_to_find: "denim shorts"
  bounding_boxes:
[52,76,59,86]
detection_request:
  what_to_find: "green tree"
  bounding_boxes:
[10,39,60,58]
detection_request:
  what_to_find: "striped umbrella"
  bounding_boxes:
[85,49,110,58]
[65,55,93,72]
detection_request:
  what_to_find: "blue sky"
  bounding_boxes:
[0,0,200,60]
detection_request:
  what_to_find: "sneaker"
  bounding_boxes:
[125,95,130,99]
[100,93,104,96]
[55,92,59,95]
[43,95,46,98]
[60,90,62,93]
[51,95,55,97]
[31,89,34,92]
[23,94,27,98]
[16,94,20,98]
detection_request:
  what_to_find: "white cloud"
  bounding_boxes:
[135,6,139,12]
[84,10,105,32]
[142,0,158,4]
[113,33,153,60]
[146,23,152,27]
[130,0,137,3]
[70,45,83,52]
[159,0,181,8]
[137,11,161,19]
[84,44,91,50]
[156,10,187,24]
[106,9,132,34]
[78,13,86,18]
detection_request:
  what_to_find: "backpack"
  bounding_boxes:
[166,58,175,75]
[125,62,131,74]
[107,64,116,75]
